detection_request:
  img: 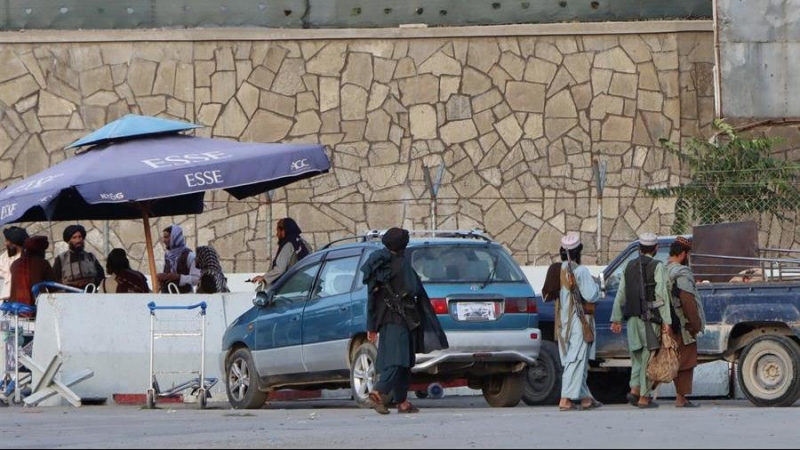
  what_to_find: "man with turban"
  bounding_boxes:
[359,227,448,415]
[10,236,56,310]
[0,226,28,301]
[52,224,105,290]
[667,236,706,408]
[611,232,673,409]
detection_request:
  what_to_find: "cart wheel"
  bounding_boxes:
[146,390,156,409]
[199,389,207,409]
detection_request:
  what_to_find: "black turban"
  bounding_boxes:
[3,226,28,247]
[63,224,86,242]
[382,227,410,252]
[24,235,50,253]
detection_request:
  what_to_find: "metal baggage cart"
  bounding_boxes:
[146,301,210,409]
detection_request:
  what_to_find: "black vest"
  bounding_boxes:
[623,255,659,318]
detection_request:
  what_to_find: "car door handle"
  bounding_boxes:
[340,306,348,311]
[291,315,300,322]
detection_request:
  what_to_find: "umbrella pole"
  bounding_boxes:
[142,210,160,293]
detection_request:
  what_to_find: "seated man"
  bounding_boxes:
[53,225,105,290]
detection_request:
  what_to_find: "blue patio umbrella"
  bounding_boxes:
[65,114,202,149]
[0,134,330,291]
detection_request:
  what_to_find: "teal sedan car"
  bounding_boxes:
[221,230,541,409]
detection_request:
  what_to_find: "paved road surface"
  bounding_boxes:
[2,397,798,448]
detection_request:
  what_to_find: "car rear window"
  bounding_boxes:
[409,245,525,283]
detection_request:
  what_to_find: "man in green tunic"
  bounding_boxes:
[611,232,672,408]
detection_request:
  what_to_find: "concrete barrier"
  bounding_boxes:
[31,292,254,406]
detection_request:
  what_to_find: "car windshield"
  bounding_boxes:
[409,245,525,283]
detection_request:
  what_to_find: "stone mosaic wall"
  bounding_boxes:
[0,30,731,272]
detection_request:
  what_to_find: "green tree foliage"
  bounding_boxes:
[647,120,800,234]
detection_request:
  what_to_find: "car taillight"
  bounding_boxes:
[504,297,537,314]
[430,298,448,315]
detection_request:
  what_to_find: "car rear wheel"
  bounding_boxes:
[737,335,800,407]
[482,371,524,407]
[225,348,267,409]
[350,343,378,408]
[522,341,562,406]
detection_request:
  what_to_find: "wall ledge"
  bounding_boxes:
[0,20,713,44]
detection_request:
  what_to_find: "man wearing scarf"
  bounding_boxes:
[667,236,706,408]
[252,218,311,287]
[0,226,28,301]
[10,236,56,311]
[359,227,449,415]
[52,224,105,290]
[157,224,200,294]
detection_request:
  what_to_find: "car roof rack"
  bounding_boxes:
[365,228,493,243]
[319,228,493,250]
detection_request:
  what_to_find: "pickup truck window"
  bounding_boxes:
[605,246,670,291]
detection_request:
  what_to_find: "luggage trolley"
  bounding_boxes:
[0,302,35,405]
[146,301,213,409]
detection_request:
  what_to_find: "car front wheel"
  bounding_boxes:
[522,341,562,406]
[225,348,267,409]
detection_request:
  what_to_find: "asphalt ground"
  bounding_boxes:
[1,397,798,449]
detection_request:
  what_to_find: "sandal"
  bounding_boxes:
[675,400,700,408]
[368,391,390,415]
[637,401,659,409]
[626,393,639,407]
[580,399,603,411]
[397,402,420,414]
[559,403,578,412]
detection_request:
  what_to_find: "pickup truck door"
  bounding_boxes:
[253,260,322,377]
[594,245,671,359]
[301,248,363,372]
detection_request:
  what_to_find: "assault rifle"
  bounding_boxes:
[565,253,594,344]
[638,252,663,351]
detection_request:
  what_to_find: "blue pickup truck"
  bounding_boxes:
[525,234,800,407]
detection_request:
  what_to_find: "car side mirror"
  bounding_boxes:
[253,290,275,307]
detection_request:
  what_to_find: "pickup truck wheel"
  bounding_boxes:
[225,348,267,409]
[522,341,562,406]
[350,343,379,408]
[738,335,800,407]
[482,372,524,407]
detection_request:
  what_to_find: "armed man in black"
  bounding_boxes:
[610,232,672,408]
[360,227,448,415]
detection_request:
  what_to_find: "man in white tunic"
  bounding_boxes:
[556,232,601,411]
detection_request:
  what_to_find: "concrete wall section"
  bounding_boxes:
[718,0,800,118]
[31,293,254,405]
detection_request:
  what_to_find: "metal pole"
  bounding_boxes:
[431,198,437,230]
[13,314,20,404]
[597,197,603,264]
[104,220,110,258]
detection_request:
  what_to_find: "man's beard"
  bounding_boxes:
[681,254,690,266]
[69,243,84,253]
[6,245,17,257]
